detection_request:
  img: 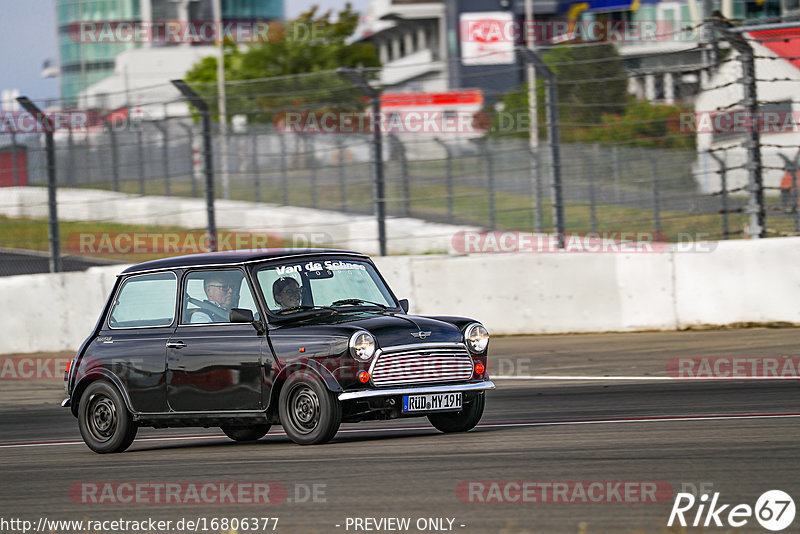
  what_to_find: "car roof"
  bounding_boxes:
[120,248,370,275]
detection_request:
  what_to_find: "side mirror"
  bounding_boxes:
[230,308,254,323]
[399,299,409,313]
[230,308,266,335]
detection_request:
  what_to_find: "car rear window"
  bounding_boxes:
[108,272,177,328]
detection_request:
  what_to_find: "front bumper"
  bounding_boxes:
[338,380,495,402]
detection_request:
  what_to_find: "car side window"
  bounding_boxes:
[108,272,177,328]
[182,269,259,325]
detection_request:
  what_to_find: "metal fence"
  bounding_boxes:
[2,21,800,272]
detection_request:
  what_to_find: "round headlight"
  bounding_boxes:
[465,323,489,353]
[349,331,376,361]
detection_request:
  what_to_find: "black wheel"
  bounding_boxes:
[278,373,341,445]
[221,424,271,442]
[428,392,485,433]
[78,381,138,453]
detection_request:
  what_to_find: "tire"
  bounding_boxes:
[221,424,271,442]
[278,373,341,445]
[428,392,485,433]
[78,380,138,453]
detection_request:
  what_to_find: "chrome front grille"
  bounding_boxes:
[369,343,474,387]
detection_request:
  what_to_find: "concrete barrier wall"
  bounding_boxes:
[0,187,478,256]
[2,237,799,353]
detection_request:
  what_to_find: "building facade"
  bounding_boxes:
[55,0,283,105]
[355,0,799,105]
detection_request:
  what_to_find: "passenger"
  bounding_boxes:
[273,277,302,310]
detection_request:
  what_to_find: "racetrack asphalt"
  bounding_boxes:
[0,329,798,533]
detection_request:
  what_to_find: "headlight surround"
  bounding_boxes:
[464,323,489,353]
[349,330,376,361]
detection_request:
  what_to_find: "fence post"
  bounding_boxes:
[575,145,600,232]
[517,46,565,248]
[612,145,621,204]
[66,125,75,187]
[472,138,496,229]
[712,18,765,238]
[646,149,661,234]
[162,121,170,195]
[175,121,197,198]
[136,127,145,196]
[105,120,120,192]
[792,167,800,235]
[390,134,410,218]
[252,130,260,203]
[172,80,217,251]
[434,138,454,224]
[486,140,496,230]
[308,135,318,208]
[152,120,171,196]
[337,67,387,256]
[18,97,61,272]
[529,148,543,231]
[278,133,288,205]
[11,131,19,186]
[336,135,348,213]
[708,151,730,239]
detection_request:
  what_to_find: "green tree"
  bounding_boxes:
[183,3,380,122]
[490,42,693,149]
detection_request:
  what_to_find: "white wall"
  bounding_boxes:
[0,187,480,256]
[3,237,800,353]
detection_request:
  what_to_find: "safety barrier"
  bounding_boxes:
[1,236,799,353]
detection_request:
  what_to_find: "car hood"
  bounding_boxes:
[285,311,464,348]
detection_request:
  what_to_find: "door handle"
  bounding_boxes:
[166,341,186,349]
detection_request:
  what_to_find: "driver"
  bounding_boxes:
[272,277,302,310]
[191,272,239,323]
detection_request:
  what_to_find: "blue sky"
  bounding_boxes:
[0,0,371,104]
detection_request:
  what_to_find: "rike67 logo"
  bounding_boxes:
[668,490,796,531]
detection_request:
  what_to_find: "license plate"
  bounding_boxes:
[402,392,462,412]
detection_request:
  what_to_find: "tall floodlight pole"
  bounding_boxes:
[214,0,230,199]
[525,0,541,231]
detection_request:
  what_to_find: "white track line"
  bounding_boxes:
[2,413,799,449]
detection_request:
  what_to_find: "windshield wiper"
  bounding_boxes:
[330,298,388,309]
[276,305,338,315]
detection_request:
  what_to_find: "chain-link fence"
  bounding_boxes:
[2,19,800,273]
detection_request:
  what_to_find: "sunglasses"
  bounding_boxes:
[207,283,236,292]
[281,287,301,296]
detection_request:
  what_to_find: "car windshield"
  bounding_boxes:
[257,259,396,315]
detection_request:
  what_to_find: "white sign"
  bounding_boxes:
[460,12,515,66]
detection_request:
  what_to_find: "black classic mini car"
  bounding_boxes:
[63,249,494,452]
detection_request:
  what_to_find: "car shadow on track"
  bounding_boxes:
[128,425,505,453]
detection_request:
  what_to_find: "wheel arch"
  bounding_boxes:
[70,370,135,417]
[267,360,343,414]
